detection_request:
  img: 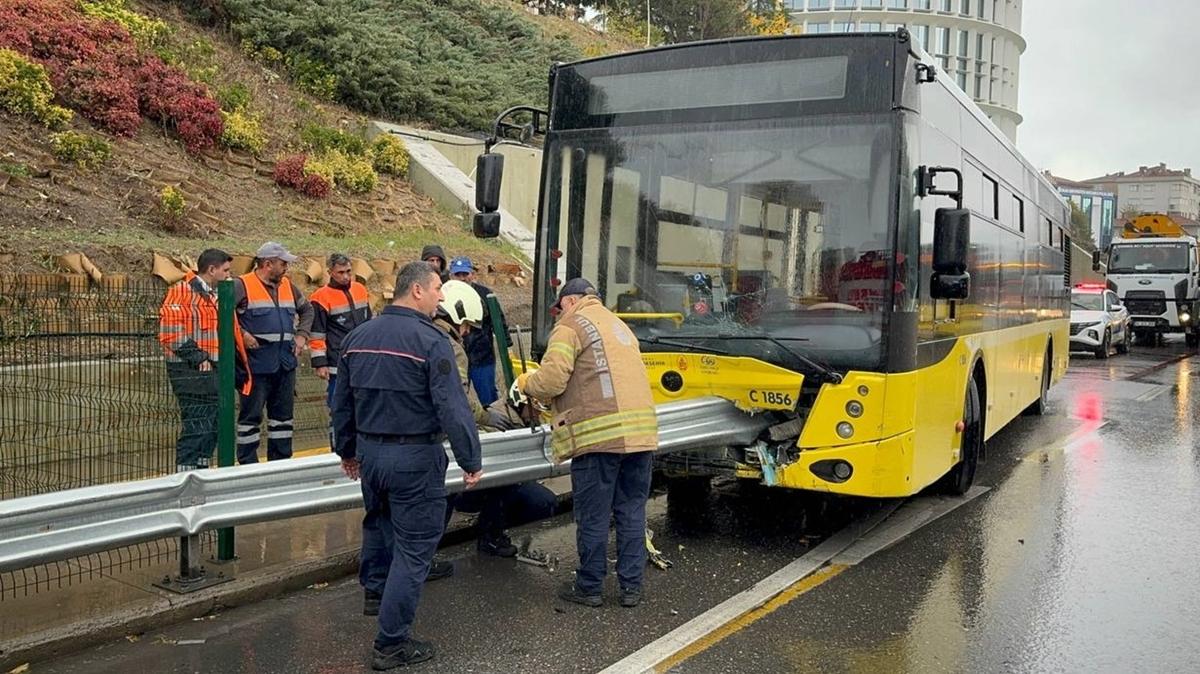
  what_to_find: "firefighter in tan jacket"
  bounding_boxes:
[512,278,658,609]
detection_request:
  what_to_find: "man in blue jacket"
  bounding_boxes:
[332,261,483,670]
[449,256,505,407]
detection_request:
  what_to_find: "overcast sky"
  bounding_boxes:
[1018,1,1200,180]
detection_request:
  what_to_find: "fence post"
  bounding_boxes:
[216,279,236,562]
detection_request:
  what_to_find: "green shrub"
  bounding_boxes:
[304,150,378,193]
[300,124,366,157]
[207,0,582,130]
[0,49,73,129]
[0,161,30,178]
[371,134,409,177]
[286,54,337,100]
[79,0,172,49]
[157,37,219,84]
[220,109,267,153]
[50,131,112,169]
[160,185,186,218]
[217,82,252,112]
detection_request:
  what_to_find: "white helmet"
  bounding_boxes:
[439,280,484,326]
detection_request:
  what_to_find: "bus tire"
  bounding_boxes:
[1023,347,1051,416]
[1186,331,1199,349]
[1116,328,1131,354]
[938,377,981,496]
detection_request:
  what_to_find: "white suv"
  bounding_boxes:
[1070,285,1131,359]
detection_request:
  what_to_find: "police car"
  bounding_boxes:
[1070,284,1131,358]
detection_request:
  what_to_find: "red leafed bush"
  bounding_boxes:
[0,0,222,151]
[300,173,331,199]
[273,154,307,188]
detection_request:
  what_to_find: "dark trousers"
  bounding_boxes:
[570,451,653,595]
[325,375,337,448]
[468,362,499,407]
[448,481,557,537]
[165,362,217,469]
[236,368,296,464]
[357,439,447,650]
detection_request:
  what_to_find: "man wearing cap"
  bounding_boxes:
[449,255,506,407]
[234,242,315,464]
[420,244,449,282]
[510,278,658,609]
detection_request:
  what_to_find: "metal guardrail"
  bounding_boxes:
[0,397,771,576]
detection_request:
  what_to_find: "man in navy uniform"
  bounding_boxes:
[332,261,483,670]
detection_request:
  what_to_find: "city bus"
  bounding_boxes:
[473,30,1071,499]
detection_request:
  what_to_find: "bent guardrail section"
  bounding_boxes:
[0,397,770,574]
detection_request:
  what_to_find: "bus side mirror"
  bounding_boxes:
[1091,249,1103,272]
[473,153,504,239]
[931,207,970,300]
[475,153,504,213]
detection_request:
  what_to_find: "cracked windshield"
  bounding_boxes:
[548,116,896,371]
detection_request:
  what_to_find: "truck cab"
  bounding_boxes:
[1100,215,1200,347]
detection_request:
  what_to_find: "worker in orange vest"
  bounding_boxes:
[157,248,251,472]
[234,242,315,463]
[310,253,372,444]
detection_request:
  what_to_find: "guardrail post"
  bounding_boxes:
[216,278,237,562]
[153,534,232,594]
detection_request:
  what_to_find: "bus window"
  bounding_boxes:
[981,174,999,220]
[1013,195,1025,233]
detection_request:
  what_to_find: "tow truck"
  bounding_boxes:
[1094,214,1200,347]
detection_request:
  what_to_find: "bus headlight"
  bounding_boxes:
[1181,311,1191,323]
[836,422,854,439]
[845,400,864,418]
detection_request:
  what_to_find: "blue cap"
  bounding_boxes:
[449,256,475,274]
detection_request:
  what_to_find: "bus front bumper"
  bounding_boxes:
[775,431,918,498]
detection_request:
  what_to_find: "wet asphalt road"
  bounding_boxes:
[37,341,1200,673]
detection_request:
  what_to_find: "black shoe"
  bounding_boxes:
[477,531,518,558]
[557,581,602,608]
[364,590,382,616]
[619,587,642,608]
[371,639,435,670]
[425,560,454,582]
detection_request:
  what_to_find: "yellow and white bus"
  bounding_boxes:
[474,30,1071,499]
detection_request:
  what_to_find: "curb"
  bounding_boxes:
[1,491,574,669]
[0,551,359,670]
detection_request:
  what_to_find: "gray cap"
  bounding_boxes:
[255,241,298,263]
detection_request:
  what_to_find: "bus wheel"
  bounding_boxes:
[666,475,712,514]
[1187,331,1199,349]
[1094,329,1111,359]
[1116,328,1131,354]
[938,378,981,496]
[1023,349,1051,416]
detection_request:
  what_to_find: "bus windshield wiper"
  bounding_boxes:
[638,335,730,355]
[715,334,843,384]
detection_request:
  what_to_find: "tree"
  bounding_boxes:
[1069,200,1097,252]
[605,0,749,44]
[747,0,793,36]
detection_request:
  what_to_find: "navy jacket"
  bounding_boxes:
[462,281,506,366]
[331,305,482,473]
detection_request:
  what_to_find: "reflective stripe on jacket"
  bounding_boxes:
[310,281,371,374]
[157,272,252,394]
[522,295,657,462]
[239,272,298,374]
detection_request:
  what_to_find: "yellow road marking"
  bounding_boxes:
[654,564,848,672]
[293,446,331,458]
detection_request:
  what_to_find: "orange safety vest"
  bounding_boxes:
[158,272,252,394]
[310,280,371,374]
